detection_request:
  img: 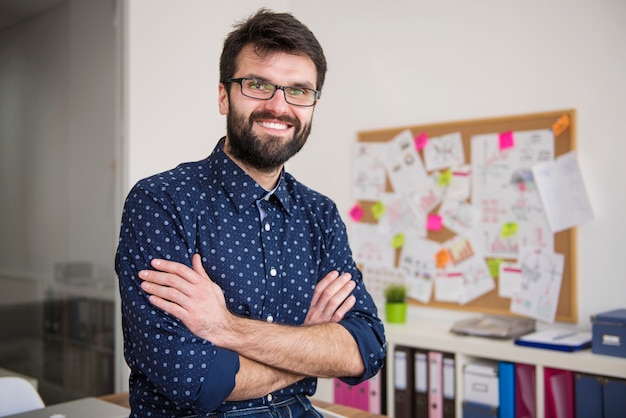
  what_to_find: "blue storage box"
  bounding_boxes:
[591,308,626,358]
[462,401,498,418]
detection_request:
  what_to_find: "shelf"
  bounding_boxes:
[384,318,626,379]
[384,318,626,417]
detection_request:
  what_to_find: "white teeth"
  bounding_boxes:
[259,121,289,130]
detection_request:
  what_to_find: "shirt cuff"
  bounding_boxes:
[194,348,240,411]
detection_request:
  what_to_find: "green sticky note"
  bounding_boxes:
[501,222,518,238]
[437,168,453,187]
[371,201,386,220]
[392,233,405,249]
[487,258,502,278]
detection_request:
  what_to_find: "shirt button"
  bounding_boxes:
[264,223,270,231]
[267,315,274,323]
[270,268,277,276]
[267,393,273,402]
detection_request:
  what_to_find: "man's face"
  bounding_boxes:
[219,45,318,171]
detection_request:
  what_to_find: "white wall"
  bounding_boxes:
[0,0,117,289]
[0,5,70,282]
[124,0,626,329]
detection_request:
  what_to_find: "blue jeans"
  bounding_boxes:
[203,395,323,418]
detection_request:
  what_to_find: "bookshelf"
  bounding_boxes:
[385,317,626,417]
[42,292,115,402]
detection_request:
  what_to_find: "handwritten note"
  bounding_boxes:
[510,248,564,322]
[399,237,440,303]
[382,129,428,194]
[532,151,594,233]
[352,142,387,201]
[423,132,465,171]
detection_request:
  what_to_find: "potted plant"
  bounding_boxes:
[384,283,408,324]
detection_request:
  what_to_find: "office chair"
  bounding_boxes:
[0,376,45,416]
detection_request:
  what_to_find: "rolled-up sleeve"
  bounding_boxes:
[319,203,387,384]
[116,182,240,412]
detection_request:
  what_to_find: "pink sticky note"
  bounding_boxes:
[499,131,514,150]
[426,214,442,231]
[349,204,364,222]
[414,132,428,151]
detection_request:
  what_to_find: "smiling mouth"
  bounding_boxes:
[257,120,292,131]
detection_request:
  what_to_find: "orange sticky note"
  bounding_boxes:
[435,248,452,269]
[427,214,443,231]
[499,131,514,151]
[414,132,428,151]
[349,204,364,222]
[552,114,570,137]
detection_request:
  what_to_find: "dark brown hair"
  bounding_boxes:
[220,8,327,91]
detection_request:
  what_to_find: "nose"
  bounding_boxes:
[264,88,292,112]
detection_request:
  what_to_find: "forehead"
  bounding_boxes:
[235,44,317,86]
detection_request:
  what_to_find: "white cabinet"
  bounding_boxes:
[384,318,626,417]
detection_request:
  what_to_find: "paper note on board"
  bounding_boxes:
[382,129,429,194]
[352,142,387,201]
[350,223,395,268]
[399,237,440,303]
[510,247,564,323]
[375,193,416,235]
[423,132,465,171]
[532,151,594,233]
[499,262,522,298]
[471,129,555,259]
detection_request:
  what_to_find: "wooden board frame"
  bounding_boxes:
[356,109,577,323]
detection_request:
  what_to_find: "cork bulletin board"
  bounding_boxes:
[356,109,577,323]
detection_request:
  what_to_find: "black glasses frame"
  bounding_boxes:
[226,78,320,107]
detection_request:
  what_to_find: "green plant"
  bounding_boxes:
[384,283,407,303]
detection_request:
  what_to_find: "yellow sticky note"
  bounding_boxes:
[392,233,405,249]
[487,258,502,278]
[437,168,453,187]
[371,201,386,220]
[501,222,518,238]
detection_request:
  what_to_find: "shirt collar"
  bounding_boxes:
[210,138,293,216]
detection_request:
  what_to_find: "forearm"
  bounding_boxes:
[227,356,304,401]
[217,319,364,378]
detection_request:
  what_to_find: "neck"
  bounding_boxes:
[223,140,282,191]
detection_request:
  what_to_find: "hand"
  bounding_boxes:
[139,254,231,344]
[304,271,356,325]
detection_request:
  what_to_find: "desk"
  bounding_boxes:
[100,392,387,418]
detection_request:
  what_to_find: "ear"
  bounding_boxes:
[218,83,229,115]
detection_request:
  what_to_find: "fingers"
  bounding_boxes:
[332,295,356,322]
[314,272,355,312]
[192,253,210,279]
[305,272,356,325]
[138,257,201,302]
[309,271,340,306]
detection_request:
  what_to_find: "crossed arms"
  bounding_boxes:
[139,254,365,401]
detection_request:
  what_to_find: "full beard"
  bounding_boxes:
[226,109,312,171]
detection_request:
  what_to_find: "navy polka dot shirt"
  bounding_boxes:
[115,138,386,417]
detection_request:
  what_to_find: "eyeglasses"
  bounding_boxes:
[226,78,320,107]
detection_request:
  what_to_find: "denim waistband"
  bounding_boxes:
[202,394,321,418]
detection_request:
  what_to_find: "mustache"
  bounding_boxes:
[249,111,300,130]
